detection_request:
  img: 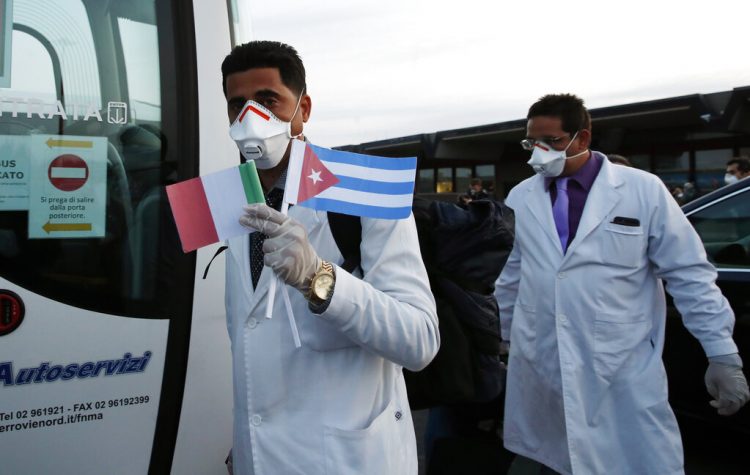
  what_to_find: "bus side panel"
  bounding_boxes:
[169,0,236,473]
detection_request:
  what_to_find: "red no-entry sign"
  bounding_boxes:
[48,154,89,191]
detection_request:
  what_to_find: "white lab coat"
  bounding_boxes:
[495,155,737,475]
[225,205,439,475]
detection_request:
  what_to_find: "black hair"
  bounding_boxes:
[221,41,306,96]
[527,93,591,137]
[727,157,750,173]
[607,154,632,167]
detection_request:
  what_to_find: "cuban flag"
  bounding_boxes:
[284,140,416,219]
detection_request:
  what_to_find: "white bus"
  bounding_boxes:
[0,0,243,473]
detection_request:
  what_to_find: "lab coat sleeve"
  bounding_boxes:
[316,214,440,371]
[495,240,521,342]
[646,179,738,357]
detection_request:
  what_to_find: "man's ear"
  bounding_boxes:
[301,94,312,123]
[578,128,592,149]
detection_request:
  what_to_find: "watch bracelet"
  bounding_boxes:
[306,260,334,301]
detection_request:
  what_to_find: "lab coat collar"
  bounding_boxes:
[562,155,624,264]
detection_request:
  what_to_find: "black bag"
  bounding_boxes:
[328,197,515,409]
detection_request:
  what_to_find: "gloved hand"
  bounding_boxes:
[704,353,750,416]
[240,204,321,292]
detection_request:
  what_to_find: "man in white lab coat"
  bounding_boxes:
[220,41,439,474]
[495,93,749,474]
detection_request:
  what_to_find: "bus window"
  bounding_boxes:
[227,0,253,46]
[0,0,184,318]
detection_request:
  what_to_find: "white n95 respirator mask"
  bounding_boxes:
[526,131,586,178]
[229,93,304,169]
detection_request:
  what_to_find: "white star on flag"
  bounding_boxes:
[308,169,322,184]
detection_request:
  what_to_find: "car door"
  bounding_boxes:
[664,183,750,434]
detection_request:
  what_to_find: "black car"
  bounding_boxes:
[664,177,750,435]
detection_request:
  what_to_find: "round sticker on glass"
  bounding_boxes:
[0,290,25,336]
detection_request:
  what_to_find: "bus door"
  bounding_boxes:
[0,0,231,473]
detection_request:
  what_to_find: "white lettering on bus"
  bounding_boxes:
[0,97,125,123]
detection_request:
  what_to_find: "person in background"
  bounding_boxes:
[495,93,749,475]
[221,40,439,475]
[725,157,750,185]
[671,185,685,204]
[682,181,696,202]
[458,177,489,206]
[607,154,631,167]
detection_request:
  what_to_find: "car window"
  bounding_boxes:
[688,187,750,269]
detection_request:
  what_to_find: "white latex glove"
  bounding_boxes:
[240,204,321,292]
[705,353,750,416]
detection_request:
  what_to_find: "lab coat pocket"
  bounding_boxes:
[594,312,650,383]
[602,222,644,268]
[323,398,415,475]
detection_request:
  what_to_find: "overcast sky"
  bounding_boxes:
[248,0,750,148]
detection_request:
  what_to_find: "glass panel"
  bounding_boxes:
[227,0,253,46]
[0,0,179,317]
[688,189,750,269]
[654,151,690,201]
[695,149,733,195]
[12,0,101,107]
[476,164,495,194]
[627,154,650,171]
[118,18,161,122]
[418,168,434,193]
[455,167,471,194]
[436,167,453,193]
[696,148,733,170]
[5,31,56,104]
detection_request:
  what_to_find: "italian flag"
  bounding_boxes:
[166,162,265,252]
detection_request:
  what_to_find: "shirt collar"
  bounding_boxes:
[544,151,602,191]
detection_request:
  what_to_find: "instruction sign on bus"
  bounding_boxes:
[28,135,107,239]
[0,136,29,210]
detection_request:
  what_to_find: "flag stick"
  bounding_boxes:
[264,201,287,319]
[281,280,301,348]
[264,201,301,348]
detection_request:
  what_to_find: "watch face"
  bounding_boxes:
[313,274,334,299]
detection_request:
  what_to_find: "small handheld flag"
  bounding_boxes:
[284,140,416,219]
[166,161,265,252]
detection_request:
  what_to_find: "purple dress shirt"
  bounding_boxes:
[545,152,603,248]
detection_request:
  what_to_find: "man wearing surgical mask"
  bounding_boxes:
[724,157,750,186]
[495,94,748,474]
[219,41,438,475]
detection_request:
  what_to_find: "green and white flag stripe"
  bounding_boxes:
[167,161,265,252]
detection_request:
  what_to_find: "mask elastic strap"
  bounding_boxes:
[563,131,588,160]
[563,131,579,153]
[567,149,588,160]
[289,88,306,139]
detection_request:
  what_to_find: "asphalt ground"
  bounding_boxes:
[413,409,749,474]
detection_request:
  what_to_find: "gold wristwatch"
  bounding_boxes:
[307,261,335,304]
